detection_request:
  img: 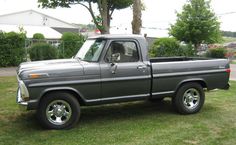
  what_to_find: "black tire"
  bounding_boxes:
[37,92,80,129]
[172,82,205,114]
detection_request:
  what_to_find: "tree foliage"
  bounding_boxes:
[169,0,222,50]
[33,33,45,39]
[38,0,133,34]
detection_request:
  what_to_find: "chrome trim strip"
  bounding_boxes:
[152,91,174,96]
[29,79,101,87]
[152,59,228,65]
[29,75,151,87]
[101,75,151,82]
[86,93,150,103]
[153,69,227,78]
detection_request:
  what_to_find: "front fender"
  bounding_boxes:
[40,87,86,105]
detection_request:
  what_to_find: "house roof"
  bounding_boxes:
[0,9,83,38]
[0,10,78,28]
[0,24,62,39]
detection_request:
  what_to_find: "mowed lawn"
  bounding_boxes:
[0,76,236,145]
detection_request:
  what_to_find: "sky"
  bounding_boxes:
[0,0,236,31]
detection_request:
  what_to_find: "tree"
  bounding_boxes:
[38,0,133,34]
[169,0,222,50]
[132,0,142,34]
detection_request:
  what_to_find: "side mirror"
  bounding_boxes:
[111,53,120,63]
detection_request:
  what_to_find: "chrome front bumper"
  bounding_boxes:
[16,76,29,110]
[16,88,28,110]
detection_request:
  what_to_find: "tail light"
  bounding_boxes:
[226,68,231,73]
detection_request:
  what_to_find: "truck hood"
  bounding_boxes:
[18,59,84,79]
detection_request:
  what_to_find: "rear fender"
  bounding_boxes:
[175,78,207,93]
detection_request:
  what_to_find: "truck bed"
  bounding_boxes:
[150,58,230,98]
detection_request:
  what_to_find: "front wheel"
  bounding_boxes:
[172,83,205,114]
[37,92,80,129]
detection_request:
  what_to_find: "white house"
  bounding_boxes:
[0,10,80,39]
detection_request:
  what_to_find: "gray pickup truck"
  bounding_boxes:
[17,35,230,129]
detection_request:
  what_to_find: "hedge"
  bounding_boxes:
[59,32,85,58]
[0,32,26,67]
[206,48,227,58]
[29,43,58,61]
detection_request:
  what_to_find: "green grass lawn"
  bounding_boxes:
[0,76,236,145]
[231,61,236,64]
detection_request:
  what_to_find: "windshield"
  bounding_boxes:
[75,39,106,62]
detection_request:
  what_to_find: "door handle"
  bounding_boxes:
[137,65,147,69]
[137,65,147,73]
[111,63,118,74]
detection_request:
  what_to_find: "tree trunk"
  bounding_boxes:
[132,0,142,34]
[100,0,110,34]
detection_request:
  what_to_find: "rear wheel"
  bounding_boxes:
[37,92,80,129]
[173,83,205,114]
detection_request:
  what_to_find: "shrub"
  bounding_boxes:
[149,38,183,57]
[59,32,85,58]
[179,43,196,56]
[33,33,45,39]
[206,48,226,58]
[29,43,58,61]
[149,38,197,57]
[0,32,26,67]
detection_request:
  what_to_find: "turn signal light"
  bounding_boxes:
[29,74,40,79]
[29,73,48,79]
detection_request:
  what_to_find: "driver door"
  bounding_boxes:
[100,40,151,100]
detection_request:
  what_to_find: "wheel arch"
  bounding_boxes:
[39,87,86,106]
[174,79,207,94]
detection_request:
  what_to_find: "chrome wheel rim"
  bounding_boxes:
[183,88,200,109]
[46,100,72,125]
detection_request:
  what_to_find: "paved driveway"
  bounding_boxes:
[1,65,236,80]
[230,64,236,81]
[0,67,17,77]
